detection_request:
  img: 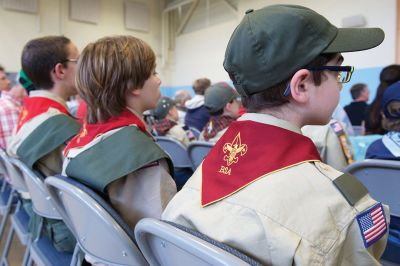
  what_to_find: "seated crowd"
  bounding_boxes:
[0,4,398,266]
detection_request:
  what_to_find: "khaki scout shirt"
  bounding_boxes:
[302,119,353,171]
[8,90,71,176]
[62,126,177,229]
[162,113,389,266]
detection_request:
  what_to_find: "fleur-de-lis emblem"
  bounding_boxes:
[76,124,88,144]
[222,132,248,166]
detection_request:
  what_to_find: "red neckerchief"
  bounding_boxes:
[201,120,321,207]
[64,109,147,156]
[203,115,234,141]
[154,118,177,136]
[16,96,70,132]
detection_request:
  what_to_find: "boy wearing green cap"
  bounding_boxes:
[153,96,194,146]
[163,5,388,265]
[200,82,241,142]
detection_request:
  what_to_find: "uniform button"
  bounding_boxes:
[245,9,254,14]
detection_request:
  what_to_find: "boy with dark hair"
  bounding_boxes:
[184,78,211,131]
[163,5,388,265]
[200,82,241,142]
[7,36,81,252]
[63,35,176,230]
[344,83,369,126]
[0,65,11,92]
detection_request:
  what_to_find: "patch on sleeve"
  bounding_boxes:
[356,203,387,248]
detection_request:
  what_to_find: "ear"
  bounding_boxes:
[289,69,313,104]
[130,87,141,96]
[52,63,66,80]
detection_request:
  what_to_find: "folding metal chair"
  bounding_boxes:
[344,159,400,263]
[135,218,262,266]
[187,141,214,170]
[155,136,193,169]
[0,155,31,266]
[45,175,147,266]
[10,159,77,266]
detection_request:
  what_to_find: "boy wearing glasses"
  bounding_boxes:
[7,36,81,252]
[163,5,388,265]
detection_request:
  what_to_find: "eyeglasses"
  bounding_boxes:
[283,65,354,97]
[307,65,354,83]
[60,58,78,64]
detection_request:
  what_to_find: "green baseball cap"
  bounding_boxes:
[153,97,175,120]
[223,5,385,96]
[204,82,239,113]
[19,69,35,92]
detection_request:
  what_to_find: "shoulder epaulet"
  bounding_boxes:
[333,173,368,206]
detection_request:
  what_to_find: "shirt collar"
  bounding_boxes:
[238,112,302,134]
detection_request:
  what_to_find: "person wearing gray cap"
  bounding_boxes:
[200,82,241,142]
[163,5,388,265]
[153,96,194,146]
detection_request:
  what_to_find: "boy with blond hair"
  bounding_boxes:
[63,36,176,229]
[163,5,389,265]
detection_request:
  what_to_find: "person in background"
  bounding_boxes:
[7,36,81,253]
[0,65,11,93]
[63,35,177,233]
[344,83,369,126]
[184,78,211,131]
[163,5,388,265]
[0,85,26,150]
[174,89,191,125]
[153,96,195,146]
[366,81,400,160]
[200,82,241,142]
[365,64,400,135]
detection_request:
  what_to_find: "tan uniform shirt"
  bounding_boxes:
[302,119,353,171]
[167,123,190,146]
[62,126,177,229]
[8,90,70,176]
[163,113,388,266]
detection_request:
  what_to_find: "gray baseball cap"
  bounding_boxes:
[204,82,239,113]
[223,5,385,96]
[153,97,175,119]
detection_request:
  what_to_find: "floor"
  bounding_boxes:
[0,216,25,266]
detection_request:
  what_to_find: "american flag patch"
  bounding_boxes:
[356,203,387,248]
[329,121,344,134]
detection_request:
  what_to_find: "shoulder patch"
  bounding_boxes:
[356,203,387,248]
[333,173,368,206]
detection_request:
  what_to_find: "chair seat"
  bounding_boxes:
[30,234,73,266]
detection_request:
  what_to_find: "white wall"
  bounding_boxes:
[172,0,397,86]
[0,0,162,72]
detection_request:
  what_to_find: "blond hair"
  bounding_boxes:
[76,35,156,123]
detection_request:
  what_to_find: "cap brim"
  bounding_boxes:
[323,28,384,53]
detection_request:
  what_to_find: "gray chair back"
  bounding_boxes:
[45,175,148,266]
[10,159,61,219]
[135,218,262,266]
[0,152,28,194]
[187,141,214,170]
[155,136,193,168]
[344,159,400,217]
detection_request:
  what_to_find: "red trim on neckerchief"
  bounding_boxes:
[201,120,321,207]
[64,109,147,156]
[17,97,70,132]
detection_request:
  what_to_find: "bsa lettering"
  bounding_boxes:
[219,165,232,175]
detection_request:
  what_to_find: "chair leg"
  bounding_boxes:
[0,189,15,240]
[70,244,83,266]
[0,225,14,266]
[21,238,31,266]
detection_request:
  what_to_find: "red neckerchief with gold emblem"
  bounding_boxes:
[201,120,321,207]
[64,109,148,156]
[16,97,70,132]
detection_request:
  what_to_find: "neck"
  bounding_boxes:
[49,85,70,101]
[258,104,305,128]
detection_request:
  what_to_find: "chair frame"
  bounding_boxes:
[155,136,193,169]
[187,141,214,170]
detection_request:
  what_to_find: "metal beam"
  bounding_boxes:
[164,0,194,13]
[176,0,199,35]
[220,0,237,14]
